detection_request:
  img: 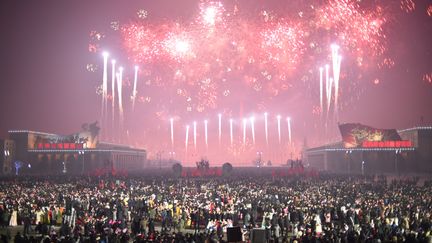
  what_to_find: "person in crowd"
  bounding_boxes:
[0,173,430,242]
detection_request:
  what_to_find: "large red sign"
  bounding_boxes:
[362,140,412,148]
[37,143,85,150]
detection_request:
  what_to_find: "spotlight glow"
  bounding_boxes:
[287,117,292,144]
[277,115,281,144]
[193,121,197,149]
[117,67,124,128]
[218,113,222,145]
[132,65,139,111]
[111,60,116,123]
[319,67,324,115]
[242,118,247,145]
[229,118,233,146]
[204,120,208,148]
[250,116,255,145]
[170,118,174,148]
[185,125,190,152]
[264,112,268,146]
[101,52,109,122]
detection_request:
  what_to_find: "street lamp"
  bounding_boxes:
[345,150,352,174]
[256,151,263,167]
[395,149,400,175]
[79,151,85,174]
[62,161,67,174]
[169,152,176,160]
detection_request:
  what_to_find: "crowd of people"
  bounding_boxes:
[0,172,431,243]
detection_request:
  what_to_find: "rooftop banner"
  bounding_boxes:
[338,123,401,148]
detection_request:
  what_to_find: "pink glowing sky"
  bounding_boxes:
[0,0,431,165]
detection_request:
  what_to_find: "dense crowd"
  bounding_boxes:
[0,173,431,243]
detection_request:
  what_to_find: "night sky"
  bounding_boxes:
[0,0,431,164]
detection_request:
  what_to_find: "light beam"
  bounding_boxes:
[264,112,269,146]
[277,115,281,144]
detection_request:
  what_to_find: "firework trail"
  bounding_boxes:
[132,65,139,111]
[277,115,281,144]
[170,118,174,148]
[230,118,233,146]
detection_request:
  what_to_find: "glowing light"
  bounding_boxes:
[193,121,197,149]
[185,125,190,152]
[101,52,109,119]
[325,64,331,113]
[119,1,389,119]
[264,112,268,146]
[111,60,116,123]
[204,120,208,148]
[204,7,217,25]
[423,73,432,83]
[170,118,174,148]
[250,116,255,145]
[331,45,342,115]
[132,65,139,111]
[110,21,119,31]
[98,1,396,159]
[319,67,324,115]
[287,117,292,144]
[400,0,415,13]
[117,67,124,127]
[230,118,233,146]
[175,40,190,54]
[218,113,222,145]
[200,2,224,26]
[242,118,247,145]
[86,64,97,72]
[137,9,148,19]
[277,115,281,144]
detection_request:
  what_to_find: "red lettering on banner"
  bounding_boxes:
[362,140,412,148]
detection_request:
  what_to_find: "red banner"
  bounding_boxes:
[339,123,402,148]
[362,140,412,148]
[36,143,85,150]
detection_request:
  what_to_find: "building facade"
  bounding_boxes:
[2,130,147,175]
[305,126,432,174]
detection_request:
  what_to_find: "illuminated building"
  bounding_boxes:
[2,127,148,175]
[305,125,432,174]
